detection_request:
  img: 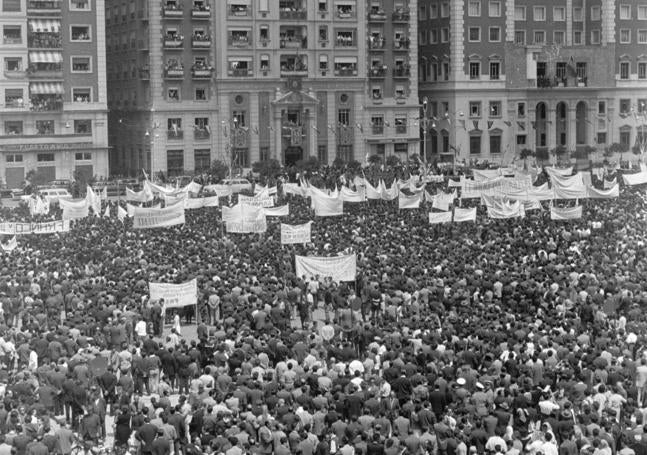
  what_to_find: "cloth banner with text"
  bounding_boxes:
[550,205,583,220]
[0,220,70,235]
[295,254,357,282]
[310,187,344,216]
[184,196,220,209]
[239,194,275,208]
[149,278,198,312]
[132,204,185,229]
[60,198,90,220]
[281,222,312,244]
[264,205,289,217]
[223,204,267,233]
[454,207,477,222]
[429,211,453,224]
[398,191,423,209]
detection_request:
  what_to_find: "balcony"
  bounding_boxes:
[335,36,356,47]
[191,66,213,79]
[395,125,407,134]
[167,130,184,140]
[4,70,27,79]
[194,129,210,140]
[27,0,61,15]
[27,64,63,80]
[394,38,411,50]
[280,9,307,20]
[4,99,27,109]
[392,10,411,22]
[162,4,183,18]
[192,35,211,49]
[229,6,249,17]
[30,95,63,112]
[228,36,250,48]
[28,32,62,49]
[393,67,411,78]
[163,36,184,49]
[369,10,386,21]
[228,68,252,77]
[335,67,357,77]
[191,6,210,18]
[280,62,308,76]
[280,36,306,49]
[372,125,384,135]
[164,67,185,79]
[3,37,22,45]
[336,9,355,19]
[139,67,150,79]
[369,39,386,50]
[369,67,387,78]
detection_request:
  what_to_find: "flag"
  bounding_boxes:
[101,186,108,200]
[142,168,149,180]
[487,120,494,129]
[117,205,127,223]
[517,121,525,131]
[503,121,512,127]
[103,204,110,218]
[472,120,479,130]
[1,236,17,253]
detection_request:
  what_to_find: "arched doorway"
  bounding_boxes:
[576,101,588,145]
[284,146,303,166]
[535,102,547,148]
[556,102,568,146]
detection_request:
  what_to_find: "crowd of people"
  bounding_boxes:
[0,162,647,455]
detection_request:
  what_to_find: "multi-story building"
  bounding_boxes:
[419,0,647,163]
[0,0,109,188]
[106,0,420,178]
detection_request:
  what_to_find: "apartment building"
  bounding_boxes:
[419,0,647,162]
[0,0,108,188]
[106,0,420,177]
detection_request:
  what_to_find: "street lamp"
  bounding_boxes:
[421,97,429,164]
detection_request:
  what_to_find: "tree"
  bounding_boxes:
[385,155,401,167]
[252,159,281,178]
[295,156,320,172]
[606,142,628,162]
[535,148,549,162]
[208,160,229,181]
[519,148,535,160]
[332,157,346,169]
[347,159,362,172]
[25,168,52,187]
[368,154,383,166]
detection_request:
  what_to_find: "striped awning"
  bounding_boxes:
[29,51,63,63]
[30,82,64,95]
[28,19,61,32]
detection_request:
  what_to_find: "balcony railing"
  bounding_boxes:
[194,129,210,140]
[395,125,407,134]
[335,37,356,47]
[392,10,411,21]
[28,32,62,48]
[4,99,27,109]
[228,36,250,47]
[369,39,386,50]
[393,67,411,78]
[369,10,386,21]
[335,67,357,76]
[4,70,27,79]
[27,64,63,79]
[164,67,185,79]
[228,68,252,77]
[30,96,63,111]
[229,7,249,16]
[191,6,210,18]
[167,130,184,139]
[336,9,355,18]
[280,64,308,76]
[27,0,61,14]
[191,68,212,79]
[394,39,411,50]
[280,9,307,20]
[369,67,387,78]
[192,36,211,48]
[280,36,306,48]
[163,37,183,48]
[162,5,183,17]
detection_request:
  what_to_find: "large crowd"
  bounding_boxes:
[0,162,647,455]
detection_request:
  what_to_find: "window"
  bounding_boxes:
[620,29,631,43]
[515,6,525,20]
[441,2,449,17]
[430,29,438,43]
[490,134,501,154]
[620,129,631,147]
[556,62,567,79]
[620,99,631,114]
[597,132,607,144]
[259,147,269,162]
[4,57,21,71]
[71,56,91,72]
[515,30,525,45]
[70,0,91,10]
[419,4,426,18]
[468,0,480,16]
[639,99,647,113]
[336,145,353,162]
[517,103,526,117]
[167,88,180,101]
[591,29,601,44]
[533,6,545,20]
[489,1,500,16]
[553,7,565,21]
[338,108,350,126]
[534,30,545,44]
[469,101,482,117]
[489,61,500,79]
[233,111,246,127]
[70,25,91,41]
[489,101,502,117]
[573,7,583,21]
[319,26,328,42]
[2,0,21,12]
[319,55,328,71]
[469,27,481,42]
[620,61,630,79]
[167,150,184,177]
[442,62,449,80]
[36,120,54,135]
[469,61,480,79]
[598,101,606,115]
[371,116,384,134]
[75,152,92,160]
[516,135,526,145]
[394,117,407,134]
[260,54,270,71]
[591,6,601,20]
[72,88,91,102]
[3,25,21,44]
[620,4,631,19]
[489,27,501,42]
[573,31,583,45]
[639,30,647,43]
[554,31,565,44]
[430,4,438,18]
[4,120,22,135]
[37,153,55,162]
[194,87,207,100]
[5,154,23,162]
[441,28,449,42]
[194,149,210,171]
[470,135,481,154]
[317,145,328,163]
[74,119,92,134]
[639,62,647,79]
[168,118,182,138]
[576,62,587,79]
[536,61,547,77]
[4,88,23,109]
[318,1,327,12]
[639,5,647,19]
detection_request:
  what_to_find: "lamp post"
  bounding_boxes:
[421,97,429,164]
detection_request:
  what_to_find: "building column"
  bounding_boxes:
[273,109,283,164]
[307,109,316,160]
[546,107,557,150]
[567,106,577,150]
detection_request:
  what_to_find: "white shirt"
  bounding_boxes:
[135,320,148,337]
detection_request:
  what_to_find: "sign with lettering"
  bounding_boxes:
[149,279,198,310]
[0,220,71,235]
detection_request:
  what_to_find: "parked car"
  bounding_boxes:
[0,185,23,199]
[39,188,73,205]
[220,178,252,193]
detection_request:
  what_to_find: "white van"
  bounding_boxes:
[39,188,73,205]
[220,178,252,193]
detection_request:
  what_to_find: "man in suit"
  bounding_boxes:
[151,429,171,455]
[137,418,159,455]
[87,387,107,439]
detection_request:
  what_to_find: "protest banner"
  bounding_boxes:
[429,212,453,224]
[310,188,343,216]
[126,186,154,202]
[239,194,274,208]
[226,216,267,233]
[550,205,583,220]
[149,279,197,312]
[398,191,422,209]
[1,236,17,252]
[295,254,357,282]
[587,184,619,199]
[224,204,267,233]
[264,205,289,216]
[59,198,90,220]
[132,204,185,229]
[281,222,312,245]
[454,207,477,222]
[0,220,70,235]
[184,196,220,209]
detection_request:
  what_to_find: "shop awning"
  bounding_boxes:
[29,51,63,63]
[28,19,61,32]
[30,82,64,94]
[334,57,358,63]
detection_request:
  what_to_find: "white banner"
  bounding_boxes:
[429,211,453,224]
[254,185,277,196]
[310,189,343,216]
[184,196,220,209]
[281,222,312,244]
[587,184,619,199]
[398,191,423,209]
[226,217,267,233]
[264,204,289,216]
[85,185,101,215]
[126,186,154,202]
[126,203,136,217]
[224,204,267,233]
[0,220,70,235]
[341,186,366,202]
[103,204,110,218]
[1,236,17,252]
[163,192,188,207]
[239,194,274,208]
[623,172,647,186]
[454,207,477,222]
[380,180,399,201]
[149,278,197,310]
[132,204,185,229]
[28,196,49,216]
[283,183,308,197]
[551,205,583,220]
[117,206,127,222]
[365,181,382,200]
[203,184,233,197]
[60,198,89,220]
[295,254,357,282]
